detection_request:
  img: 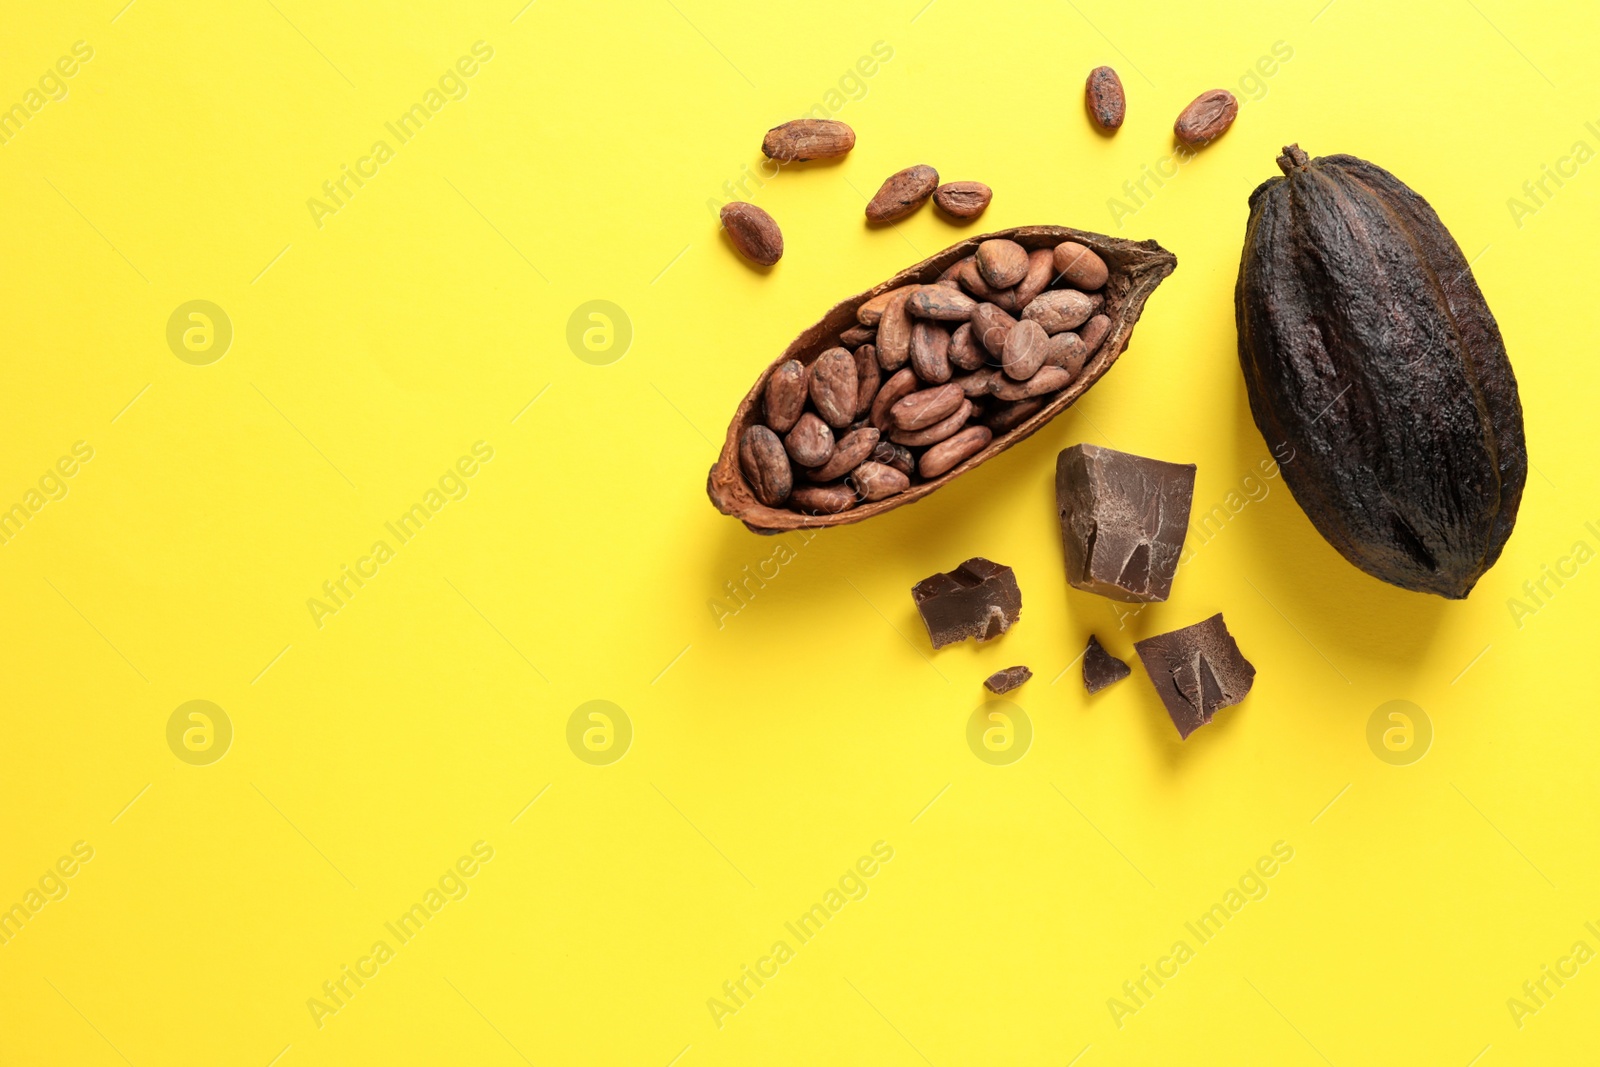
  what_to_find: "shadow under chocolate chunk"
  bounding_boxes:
[1082,635,1130,693]
[1056,443,1196,602]
[1134,613,1255,739]
[912,557,1022,649]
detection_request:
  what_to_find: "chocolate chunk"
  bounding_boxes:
[983,665,1032,694]
[1134,613,1255,739]
[1081,635,1130,693]
[1056,443,1196,602]
[912,557,1022,649]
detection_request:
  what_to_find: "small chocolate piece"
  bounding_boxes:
[912,557,1022,650]
[1056,443,1196,602]
[1134,613,1255,739]
[1081,635,1131,694]
[983,665,1032,694]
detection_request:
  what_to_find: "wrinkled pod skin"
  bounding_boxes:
[1236,144,1526,598]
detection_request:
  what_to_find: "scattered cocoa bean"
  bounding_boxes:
[720,202,783,266]
[933,181,993,219]
[1174,89,1238,146]
[762,118,856,161]
[866,165,939,222]
[1085,67,1125,131]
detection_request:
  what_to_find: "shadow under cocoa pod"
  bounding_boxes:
[706,225,1178,533]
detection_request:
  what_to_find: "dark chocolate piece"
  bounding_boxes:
[912,557,1022,649]
[1081,635,1130,693]
[983,665,1032,694]
[1134,613,1255,739]
[1055,443,1196,602]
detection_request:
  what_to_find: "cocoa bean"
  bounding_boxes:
[933,181,993,219]
[790,483,858,514]
[784,412,834,467]
[740,425,791,506]
[1086,66,1125,131]
[1014,248,1055,307]
[858,285,915,326]
[869,367,920,431]
[762,118,855,161]
[985,398,1046,434]
[871,440,916,477]
[1002,319,1049,381]
[850,461,910,501]
[1042,331,1088,377]
[807,426,880,482]
[949,322,985,371]
[853,345,881,417]
[957,368,1001,397]
[957,258,1005,302]
[764,360,809,433]
[1079,314,1112,358]
[892,400,972,446]
[1174,89,1238,146]
[910,320,952,383]
[976,239,1029,288]
[840,324,875,347]
[720,202,783,266]
[866,165,939,222]
[990,366,1073,400]
[891,382,964,430]
[919,426,992,478]
[1023,290,1095,334]
[1052,241,1109,290]
[809,347,859,428]
[971,303,1017,357]
[876,289,914,370]
[906,286,977,321]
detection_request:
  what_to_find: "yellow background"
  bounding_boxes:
[2,0,1597,1063]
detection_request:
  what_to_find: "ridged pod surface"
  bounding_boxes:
[1236,145,1526,598]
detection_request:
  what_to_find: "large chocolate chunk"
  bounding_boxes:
[983,665,1032,694]
[1134,613,1255,739]
[912,558,1022,649]
[1082,635,1130,694]
[1056,443,1196,602]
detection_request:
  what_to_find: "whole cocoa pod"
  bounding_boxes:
[1236,145,1527,599]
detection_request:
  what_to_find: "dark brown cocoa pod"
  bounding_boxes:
[1236,144,1527,598]
[1085,66,1125,131]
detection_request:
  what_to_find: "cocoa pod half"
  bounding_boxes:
[708,225,1177,532]
[1236,144,1527,598]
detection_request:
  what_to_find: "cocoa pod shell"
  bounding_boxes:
[1236,145,1526,598]
[708,225,1177,532]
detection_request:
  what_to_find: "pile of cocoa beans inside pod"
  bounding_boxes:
[741,237,1115,515]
